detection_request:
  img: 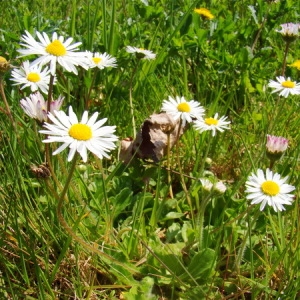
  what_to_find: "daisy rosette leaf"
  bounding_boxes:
[11,60,54,94]
[39,106,118,162]
[245,168,295,212]
[193,113,230,136]
[161,96,205,127]
[20,92,64,123]
[126,46,156,60]
[276,23,300,43]
[194,7,214,20]
[85,51,117,69]
[18,31,88,75]
[267,76,300,98]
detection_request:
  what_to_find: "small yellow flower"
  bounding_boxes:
[194,8,214,20]
[0,56,10,73]
[289,60,300,70]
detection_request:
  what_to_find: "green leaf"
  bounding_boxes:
[181,248,216,282]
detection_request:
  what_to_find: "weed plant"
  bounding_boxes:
[0,0,300,299]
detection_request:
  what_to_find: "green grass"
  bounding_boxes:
[0,0,300,299]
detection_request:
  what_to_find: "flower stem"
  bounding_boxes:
[281,41,291,76]
[55,153,138,276]
[167,132,174,198]
[175,121,195,225]
[0,76,15,128]
[45,74,56,176]
[129,61,139,138]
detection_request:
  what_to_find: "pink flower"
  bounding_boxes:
[20,92,64,123]
[266,134,288,154]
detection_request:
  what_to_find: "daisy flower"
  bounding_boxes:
[276,23,300,42]
[85,51,117,69]
[193,113,230,136]
[266,134,288,164]
[126,46,156,60]
[18,30,88,75]
[161,96,205,127]
[266,134,288,154]
[39,106,118,162]
[194,8,214,20]
[213,181,227,194]
[245,168,295,212]
[11,61,53,94]
[199,178,213,192]
[20,92,64,123]
[268,76,300,98]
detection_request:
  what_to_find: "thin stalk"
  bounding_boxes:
[149,163,162,227]
[281,41,291,76]
[85,69,99,110]
[45,74,56,180]
[55,153,138,276]
[129,61,139,138]
[166,132,174,198]
[198,193,211,250]
[175,120,195,225]
[0,76,15,128]
[234,207,257,274]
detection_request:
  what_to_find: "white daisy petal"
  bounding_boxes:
[193,113,230,136]
[17,31,88,75]
[126,46,156,60]
[245,168,295,212]
[161,96,205,127]
[39,106,118,162]
[267,76,300,98]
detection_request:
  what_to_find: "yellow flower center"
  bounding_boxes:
[69,124,92,141]
[281,80,295,88]
[261,180,280,196]
[177,102,191,112]
[46,40,67,56]
[27,72,41,82]
[205,117,218,126]
[92,57,102,64]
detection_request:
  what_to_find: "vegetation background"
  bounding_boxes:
[0,0,300,299]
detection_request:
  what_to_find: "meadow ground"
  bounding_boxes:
[0,0,300,299]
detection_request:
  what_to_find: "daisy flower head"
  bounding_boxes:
[245,168,295,212]
[276,23,300,42]
[20,92,64,123]
[18,31,88,75]
[39,106,118,162]
[11,61,53,94]
[161,96,205,127]
[266,134,288,162]
[194,8,214,20]
[266,134,288,154]
[199,178,213,192]
[126,46,156,60]
[85,51,117,69]
[213,181,227,194]
[268,76,300,98]
[193,113,230,136]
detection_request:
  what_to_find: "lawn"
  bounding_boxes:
[0,0,300,299]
